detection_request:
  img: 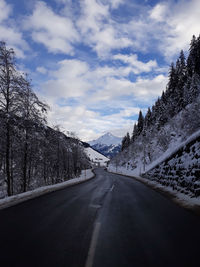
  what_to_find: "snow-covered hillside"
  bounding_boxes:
[85,147,110,166]
[88,132,122,158]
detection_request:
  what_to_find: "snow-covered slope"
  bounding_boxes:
[88,132,122,158]
[89,132,122,146]
[85,147,109,166]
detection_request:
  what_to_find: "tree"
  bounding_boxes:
[18,75,48,192]
[0,41,21,195]
[187,35,197,78]
[144,107,152,128]
[131,123,138,143]
[121,132,130,151]
[137,110,144,135]
[175,50,187,110]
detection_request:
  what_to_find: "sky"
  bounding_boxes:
[1,0,200,141]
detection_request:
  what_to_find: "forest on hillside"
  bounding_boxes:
[0,42,90,198]
[113,35,200,173]
[121,35,200,151]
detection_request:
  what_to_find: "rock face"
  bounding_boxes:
[88,132,122,158]
[143,135,200,196]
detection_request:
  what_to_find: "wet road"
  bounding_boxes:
[0,168,200,267]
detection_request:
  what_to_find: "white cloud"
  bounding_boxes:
[76,0,132,57]
[149,3,167,22]
[147,0,200,58]
[36,66,47,74]
[0,0,29,58]
[132,74,167,100]
[0,0,12,22]
[24,1,79,54]
[42,59,91,98]
[47,103,138,141]
[113,54,157,74]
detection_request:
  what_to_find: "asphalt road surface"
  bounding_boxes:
[1,168,200,267]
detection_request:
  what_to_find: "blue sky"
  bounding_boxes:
[1,0,200,141]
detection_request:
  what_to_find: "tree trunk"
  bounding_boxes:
[23,133,28,192]
[6,122,11,196]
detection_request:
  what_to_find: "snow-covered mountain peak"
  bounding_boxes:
[88,132,122,146]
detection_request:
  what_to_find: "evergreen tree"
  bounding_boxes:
[121,132,130,151]
[137,110,144,135]
[175,50,186,110]
[121,135,127,151]
[131,123,138,143]
[165,62,178,117]
[144,107,152,128]
[187,35,197,78]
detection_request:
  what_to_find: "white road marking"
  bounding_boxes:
[89,204,101,209]
[85,222,101,267]
[110,184,115,192]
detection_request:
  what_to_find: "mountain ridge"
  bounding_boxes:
[88,132,122,158]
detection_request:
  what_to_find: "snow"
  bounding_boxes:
[88,132,122,146]
[144,128,200,174]
[0,169,94,210]
[108,128,200,177]
[85,147,109,166]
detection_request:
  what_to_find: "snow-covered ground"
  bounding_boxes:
[108,128,200,176]
[144,128,200,174]
[0,169,94,210]
[85,147,109,166]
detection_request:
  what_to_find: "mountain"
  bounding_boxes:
[88,132,122,158]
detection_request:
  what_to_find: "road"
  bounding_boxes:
[0,168,200,267]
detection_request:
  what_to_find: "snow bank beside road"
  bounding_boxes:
[0,169,94,210]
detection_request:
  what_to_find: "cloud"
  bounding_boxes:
[24,1,79,54]
[113,54,157,74]
[148,0,200,58]
[47,103,138,141]
[36,66,47,74]
[76,0,132,57]
[0,0,12,22]
[42,59,91,98]
[0,0,29,58]
[132,74,167,100]
[149,3,167,22]
[38,56,167,140]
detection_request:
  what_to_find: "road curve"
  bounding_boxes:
[0,168,200,267]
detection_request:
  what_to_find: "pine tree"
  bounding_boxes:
[131,123,138,143]
[121,135,127,151]
[187,35,197,78]
[137,110,144,135]
[121,132,130,151]
[144,107,152,128]
[176,50,186,110]
[165,62,178,117]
